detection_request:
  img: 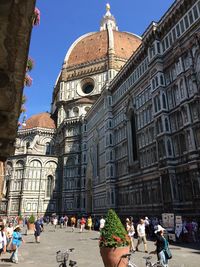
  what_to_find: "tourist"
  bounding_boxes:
[0,220,6,256]
[80,217,86,232]
[64,215,68,228]
[99,216,105,231]
[34,218,42,243]
[71,216,76,232]
[151,225,169,267]
[53,217,58,231]
[87,216,92,231]
[59,216,64,228]
[136,218,148,253]
[126,218,135,252]
[5,222,14,250]
[10,225,24,264]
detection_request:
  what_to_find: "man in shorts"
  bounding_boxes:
[136,218,148,253]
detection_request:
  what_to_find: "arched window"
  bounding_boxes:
[45,142,51,155]
[155,76,159,87]
[162,93,167,109]
[152,79,155,90]
[29,160,41,179]
[160,74,164,85]
[165,118,169,132]
[46,175,54,197]
[109,134,113,145]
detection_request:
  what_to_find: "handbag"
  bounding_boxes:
[163,238,172,259]
[164,246,172,259]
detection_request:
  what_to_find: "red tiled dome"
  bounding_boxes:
[67,30,141,67]
[22,112,56,129]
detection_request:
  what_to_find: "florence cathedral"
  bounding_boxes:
[2,0,200,218]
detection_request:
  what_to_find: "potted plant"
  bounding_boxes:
[99,209,130,267]
[27,214,35,230]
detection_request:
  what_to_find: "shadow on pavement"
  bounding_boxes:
[191,251,200,254]
[170,241,200,251]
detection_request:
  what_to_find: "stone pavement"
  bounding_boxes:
[0,225,199,267]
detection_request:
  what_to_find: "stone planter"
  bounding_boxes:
[100,246,129,267]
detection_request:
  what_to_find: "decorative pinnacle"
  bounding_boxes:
[106,3,110,11]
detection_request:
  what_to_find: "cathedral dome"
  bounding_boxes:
[66,30,141,67]
[22,112,56,129]
[63,4,141,68]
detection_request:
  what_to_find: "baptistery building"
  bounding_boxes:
[2,0,200,218]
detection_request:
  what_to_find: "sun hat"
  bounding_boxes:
[154,224,165,233]
[14,225,21,231]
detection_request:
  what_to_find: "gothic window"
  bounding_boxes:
[162,93,167,109]
[110,165,113,177]
[180,79,185,98]
[46,175,54,197]
[155,76,159,87]
[109,134,113,145]
[165,118,169,132]
[160,74,164,85]
[167,139,172,156]
[45,142,51,155]
[29,160,42,179]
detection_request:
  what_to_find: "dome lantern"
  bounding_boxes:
[100,3,118,31]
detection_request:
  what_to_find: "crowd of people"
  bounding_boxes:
[0,213,198,266]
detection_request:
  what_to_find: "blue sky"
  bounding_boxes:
[24,0,174,120]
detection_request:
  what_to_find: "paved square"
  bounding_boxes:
[0,225,199,267]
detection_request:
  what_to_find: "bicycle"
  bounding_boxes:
[143,256,162,267]
[56,248,77,267]
[120,252,138,267]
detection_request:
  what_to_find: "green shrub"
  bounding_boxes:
[99,209,130,248]
[28,214,35,224]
